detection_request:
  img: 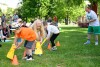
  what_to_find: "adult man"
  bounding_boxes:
[84,5,100,45]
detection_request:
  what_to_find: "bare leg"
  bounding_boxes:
[84,34,91,44]
[95,35,98,41]
[95,35,98,45]
[32,41,36,51]
[87,34,91,40]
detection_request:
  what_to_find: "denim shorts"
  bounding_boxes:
[24,40,34,49]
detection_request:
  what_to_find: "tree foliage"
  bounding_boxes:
[17,0,86,22]
[0,8,2,16]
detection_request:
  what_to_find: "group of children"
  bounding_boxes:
[14,19,60,60]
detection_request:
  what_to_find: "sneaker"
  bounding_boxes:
[84,41,90,45]
[51,46,57,51]
[26,55,34,61]
[95,42,98,46]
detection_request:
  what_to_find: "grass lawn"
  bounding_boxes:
[0,26,100,67]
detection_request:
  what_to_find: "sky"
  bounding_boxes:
[0,0,20,8]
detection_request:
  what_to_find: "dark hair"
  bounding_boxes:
[86,5,92,9]
[43,21,48,26]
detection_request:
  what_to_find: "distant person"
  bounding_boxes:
[84,5,100,45]
[47,17,52,24]
[53,16,58,26]
[21,21,28,27]
[0,25,6,42]
[2,22,10,38]
[1,14,6,27]
[13,13,19,22]
[29,20,34,27]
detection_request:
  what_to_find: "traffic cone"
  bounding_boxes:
[23,50,26,58]
[35,42,43,55]
[47,43,51,50]
[56,41,60,46]
[12,55,19,65]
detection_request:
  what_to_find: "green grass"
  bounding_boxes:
[0,26,100,67]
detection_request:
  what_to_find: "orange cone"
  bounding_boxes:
[23,50,26,58]
[56,41,60,46]
[47,43,51,50]
[12,55,19,65]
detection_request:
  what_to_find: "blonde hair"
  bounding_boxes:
[31,19,46,40]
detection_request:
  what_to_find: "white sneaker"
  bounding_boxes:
[26,55,34,61]
[51,46,57,51]
[95,42,98,46]
[26,57,33,61]
[84,41,90,45]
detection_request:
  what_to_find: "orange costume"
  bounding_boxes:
[16,27,36,41]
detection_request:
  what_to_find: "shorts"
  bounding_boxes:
[24,40,34,49]
[88,26,100,35]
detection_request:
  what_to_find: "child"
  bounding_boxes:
[30,19,45,55]
[3,25,9,38]
[14,27,36,60]
[43,21,60,51]
[0,25,6,42]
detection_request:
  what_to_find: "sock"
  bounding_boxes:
[95,40,98,42]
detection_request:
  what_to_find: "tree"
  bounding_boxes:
[89,0,100,14]
[0,8,2,16]
[17,0,85,23]
[6,8,14,15]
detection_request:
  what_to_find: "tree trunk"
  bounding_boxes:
[92,2,97,14]
[65,15,68,25]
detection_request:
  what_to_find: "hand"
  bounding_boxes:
[86,19,90,23]
[14,47,17,50]
[14,46,19,50]
[46,38,50,41]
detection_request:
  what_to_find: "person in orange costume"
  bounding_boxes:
[14,27,36,60]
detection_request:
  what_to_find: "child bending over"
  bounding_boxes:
[14,27,36,60]
[43,22,60,51]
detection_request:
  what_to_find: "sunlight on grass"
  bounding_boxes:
[11,37,15,38]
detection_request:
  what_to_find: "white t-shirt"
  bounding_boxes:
[86,10,99,26]
[0,30,3,38]
[47,25,59,38]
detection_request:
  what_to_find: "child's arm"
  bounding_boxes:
[16,39,24,49]
[13,35,18,45]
